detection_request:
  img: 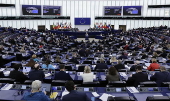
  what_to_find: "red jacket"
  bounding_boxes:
[147,63,160,71]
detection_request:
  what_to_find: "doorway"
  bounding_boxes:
[119,25,126,31]
[38,25,45,32]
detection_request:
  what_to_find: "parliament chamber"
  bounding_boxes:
[0,0,170,101]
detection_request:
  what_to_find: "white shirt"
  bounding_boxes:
[81,73,93,82]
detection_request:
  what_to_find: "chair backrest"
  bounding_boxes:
[108,81,126,87]
[16,53,23,61]
[82,81,100,87]
[52,80,66,86]
[83,60,92,64]
[161,82,170,87]
[108,96,135,101]
[65,65,73,71]
[77,65,85,72]
[118,69,127,72]
[24,80,33,85]
[140,81,157,87]
[0,78,15,83]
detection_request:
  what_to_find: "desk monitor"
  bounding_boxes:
[23,67,31,73]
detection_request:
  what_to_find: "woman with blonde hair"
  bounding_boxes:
[81,66,93,82]
[110,56,117,64]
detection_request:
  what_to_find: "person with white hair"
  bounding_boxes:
[22,80,51,101]
[81,66,93,82]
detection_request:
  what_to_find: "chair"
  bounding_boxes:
[52,80,66,86]
[65,65,73,71]
[96,69,106,72]
[146,96,170,101]
[154,69,160,71]
[0,78,15,83]
[124,61,134,64]
[82,81,100,87]
[24,80,33,85]
[77,65,85,72]
[108,96,135,101]
[161,82,170,87]
[140,81,157,87]
[16,53,23,61]
[83,60,92,64]
[108,81,126,87]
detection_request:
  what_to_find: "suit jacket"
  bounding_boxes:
[95,63,108,70]
[69,57,79,64]
[150,71,170,87]
[118,55,128,60]
[9,70,28,83]
[54,71,72,80]
[126,72,148,87]
[78,49,86,57]
[114,64,125,70]
[0,71,4,78]
[28,70,45,81]
[62,90,91,101]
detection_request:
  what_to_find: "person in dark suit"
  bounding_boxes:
[118,52,128,60]
[130,61,140,71]
[54,64,73,80]
[94,59,108,70]
[78,48,86,57]
[9,64,28,83]
[69,52,79,64]
[28,64,45,81]
[114,60,125,71]
[126,66,148,87]
[150,66,170,87]
[62,81,91,101]
[0,71,4,78]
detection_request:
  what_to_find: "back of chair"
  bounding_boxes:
[24,80,33,85]
[82,81,100,87]
[140,81,157,87]
[52,80,66,86]
[65,65,73,71]
[108,81,126,87]
[161,82,170,87]
[16,53,22,61]
[118,69,127,72]
[77,65,85,72]
[0,78,15,83]
[83,60,92,64]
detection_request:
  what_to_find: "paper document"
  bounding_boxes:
[0,68,5,72]
[92,92,99,97]
[145,63,151,67]
[120,72,127,77]
[50,92,58,99]
[125,65,130,69]
[127,87,139,93]
[93,75,96,79]
[99,93,115,101]
[1,84,13,90]
[45,73,51,77]
[4,71,10,75]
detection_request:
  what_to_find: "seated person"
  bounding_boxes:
[126,66,148,87]
[81,66,93,82]
[106,66,119,81]
[9,64,28,83]
[130,61,140,71]
[41,60,55,69]
[29,64,45,81]
[55,56,62,63]
[114,60,125,71]
[32,54,40,62]
[147,58,160,71]
[69,52,79,64]
[0,71,4,78]
[25,58,36,68]
[54,64,73,80]
[118,52,128,60]
[150,66,170,87]
[22,80,51,101]
[62,81,91,101]
[110,56,117,64]
[94,58,108,70]
[166,55,170,63]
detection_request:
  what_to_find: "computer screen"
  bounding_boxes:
[123,6,142,16]
[22,5,41,15]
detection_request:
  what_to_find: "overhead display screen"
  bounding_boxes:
[123,6,142,16]
[104,6,122,15]
[22,5,41,15]
[43,6,61,15]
